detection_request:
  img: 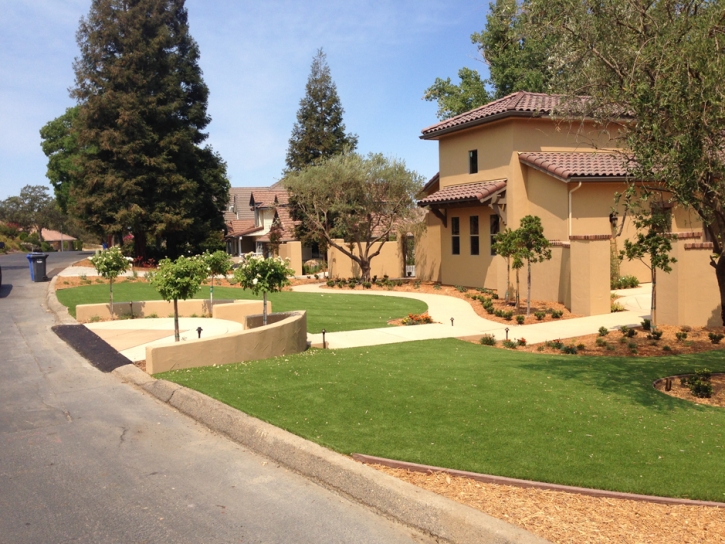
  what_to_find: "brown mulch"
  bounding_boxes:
[655,373,725,409]
[470,324,725,358]
[133,359,146,372]
[322,280,578,325]
[370,465,725,544]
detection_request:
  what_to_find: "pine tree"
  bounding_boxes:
[69,0,229,258]
[285,49,358,172]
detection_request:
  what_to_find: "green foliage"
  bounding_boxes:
[517,337,527,346]
[402,312,433,326]
[551,309,563,318]
[39,106,83,213]
[681,369,713,398]
[480,334,497,346]
[423,67,491,120]
[284,151,423,280]
[598,326,609,337]
[285,49,357,172]
[89,247,130,280]
[648,329,664,341]
[595,337,607,347]
[455,285,467,293]
[676,331,688,342]
[362,281,372,289]
[619,325,630,336]
[502,339,517,349]
[0,185,63,242]
[515,314,525,324]
[611,275,640,289]
[326,279,335,287]
[611,301,625,312]
[546,339,564,350]
[433,283,442,290]
[68,0,230,257]
[232,254,294,296]
[561,344,577,354]
[641,319,651,331]
[204,250,232,283]
[708,332,724,345]
[502,310,514,320]
[148,256,208,303]
[534,311,545,320]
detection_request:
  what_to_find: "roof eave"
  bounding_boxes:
[420,111,543,140]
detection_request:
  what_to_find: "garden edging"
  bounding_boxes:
[112,365,548,544]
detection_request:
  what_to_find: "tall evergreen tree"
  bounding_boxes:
[69,0,229,258]
[285,49,358,172]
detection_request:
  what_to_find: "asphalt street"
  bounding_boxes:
[0,251,427,544]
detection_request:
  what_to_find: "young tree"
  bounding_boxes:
[618,193,676,328]
[203,250,233,307]
[0,185,63,243]
[492,227,517,302]
[424,0,557,119]
[513,215,552,316]
[148,255,208,341]
[89,246,131,317]
[529,0,725,324]
[285,49,358,172]
[69,0,229,259]
[232,254,294,325]
[284,151,423,281]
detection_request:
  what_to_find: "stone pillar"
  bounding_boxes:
[569,235,611,316]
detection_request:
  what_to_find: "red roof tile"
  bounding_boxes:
[224,186,267,222]
[418,180,507,207]
[250,190,290,209]
[518,152,632,181]
[421,92,565,138]
[226,219,262,237]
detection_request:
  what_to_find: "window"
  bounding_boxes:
[469,150,478,174]
[470,216,479,255]
[490,214,500,255]
[451,217,460,255]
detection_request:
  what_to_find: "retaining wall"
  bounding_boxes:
[76,298,269,323]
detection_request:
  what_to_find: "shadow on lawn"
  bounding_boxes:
[518,350,725,411]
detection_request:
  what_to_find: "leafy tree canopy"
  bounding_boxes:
[284,151,423,281]
[0,185,63,242]
[67,0,229,258]
[285,49,358,172]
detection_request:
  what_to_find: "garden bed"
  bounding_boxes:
[322,279,578,325]
[654,373,725,409]
[473,324,725,358]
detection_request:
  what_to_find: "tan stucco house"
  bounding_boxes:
[416,91,715,322]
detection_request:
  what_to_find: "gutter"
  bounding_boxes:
[568,181,583,237]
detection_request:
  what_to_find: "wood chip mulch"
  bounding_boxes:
[370,465,725,544]
[655,373,725,408]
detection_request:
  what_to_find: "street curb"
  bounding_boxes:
[352,454,725,509]
[112,364,549,544]
[47,276,77,325]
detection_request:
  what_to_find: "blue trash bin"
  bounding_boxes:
[26,253,49,282]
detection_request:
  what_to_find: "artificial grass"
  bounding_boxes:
[55,282,427,334]
[161,339,725,501]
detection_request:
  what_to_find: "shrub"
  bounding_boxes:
[611,275,640,289]
[479,334,496,346]
[494,309,504,317]
[145,312,159,318]
[641,319,651,331]
[675,331,688,341]
[682,369,713,398]
[576,343,586,351]
[536,345,545,351]
[348,280,358,289]
[627,341,637,350]
[502,339,517,349]
[595,337,607,347]
[534,311,545,321]
[627,328,637,338]
[648,329,663,340]
[485,306,495,314]
[680,325,692,332]
[414,280,421,289]
[546,339,564,350]
[89,315,101,323]
[611,302,625,312]
[433,283,441,290]
[551,310,563,318]
[362,281,372,289]
[619,337,627,344]
[598,326,609,337]
[491,293,499,300]
[619,325,630,336]
[517,337,527,346]
[326,279,335,287]
[662,345,672,352]
[455,285,467,293]
[515,315,525,325]
[502,310,514,321]
[401,313,433,326]
[606,344,615,351]
[708,332,724,344]
[561,345,578,354]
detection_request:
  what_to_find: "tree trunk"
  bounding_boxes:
[716,254,725,325]
[650,267,657,328]
[133,230,146,261]
[173,298,180,342]
[359,261,371,282]
[110,277,114,319]
[210,276,214,309]
[527,260,532,316]
[515,269,520,308]
[505,259,511,303]
[263,292,268,326]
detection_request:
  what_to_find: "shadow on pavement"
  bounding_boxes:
[0,284,12,298]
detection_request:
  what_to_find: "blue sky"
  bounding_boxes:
[0,0,492,200]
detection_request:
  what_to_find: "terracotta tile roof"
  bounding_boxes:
[40,228,76,242]
[250,190,290,209]
[224,187,267,222]
[418,180,507,207]
[518,152,632,181]
[226,219,262,237]
[421,172,440,196]
[421,92,565,138]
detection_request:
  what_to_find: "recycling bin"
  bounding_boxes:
[26,253,49,282]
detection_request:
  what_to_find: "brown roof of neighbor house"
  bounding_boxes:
[417,180,507,207]
[224,187,268,222]
[40,229,76,242]
[226,219,263,238]
[249,190,290,209]
[420,92,566,139]
[518,152,632,181]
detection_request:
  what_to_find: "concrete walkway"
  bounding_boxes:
[293,283,651,349]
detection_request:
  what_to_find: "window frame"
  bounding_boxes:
[469,150,478,174]
[451,216,461,256]
[470,215,480,256]
[490,214,500,256]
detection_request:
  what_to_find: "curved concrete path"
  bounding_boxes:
[293,283,651,349]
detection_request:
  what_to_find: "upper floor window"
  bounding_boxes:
[470,216,479,255]
[451,217,460,255]
[490,214,500,255]
[469,150,478,174]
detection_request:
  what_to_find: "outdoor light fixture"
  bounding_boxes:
[196,326,203,339]
[505,327,509,340]
[322,328,327,349]
[450,317,454,326]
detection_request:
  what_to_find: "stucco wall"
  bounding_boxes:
[415,212,442,282]
[327,239,403,279]
[569,238,611,316]
[279,241,303,276]
[76,299,268,322]
[146,311,307,375]
[657,238,721,327]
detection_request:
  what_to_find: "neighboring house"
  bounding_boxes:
[40,229,77,251]
[416,91,710,320]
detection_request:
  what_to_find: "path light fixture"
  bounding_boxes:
[505,327,509,340]
[196,326,203,339]
[450,317,454,326]
[322,329,327,349]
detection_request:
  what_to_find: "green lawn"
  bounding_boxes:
[55,283,427,334]
[161,339,725,501]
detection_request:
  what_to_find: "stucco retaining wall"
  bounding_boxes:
[327,239,403,279]
[146,311,307,375]
[76,299,269,323]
